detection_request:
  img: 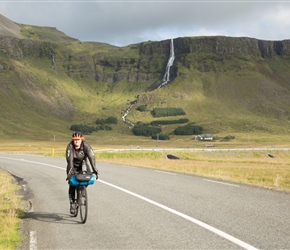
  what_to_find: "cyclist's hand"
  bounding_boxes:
[66,169,75,180]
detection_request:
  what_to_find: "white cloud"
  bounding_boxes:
[1,1,290,46]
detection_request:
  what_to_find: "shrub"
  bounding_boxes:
[96,116,118,125]
[70,124,95,134]
[151,134,170,140]
[105,116,118,124]
[151,108,186,117]
[136,105,147,112]
[150,118,189,126]
[174,124,203,135]
[132,126,162,136]
[96,119,105,125]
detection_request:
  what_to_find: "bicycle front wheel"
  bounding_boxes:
[79,186,88,224]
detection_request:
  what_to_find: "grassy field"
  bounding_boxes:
[0,170,23,250]
[93,149,290,193]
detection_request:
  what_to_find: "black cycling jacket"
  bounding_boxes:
[66,140,97,174]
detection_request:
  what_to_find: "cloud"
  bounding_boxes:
[0,1,289,46]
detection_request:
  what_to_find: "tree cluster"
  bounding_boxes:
[70,116,118,134]
[174,124,203,135]
[151,108,186,117]
[132,126,161,136]
[150,118,189,126]
[70,124,95,134]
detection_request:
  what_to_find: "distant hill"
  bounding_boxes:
[0,13,78,43]
[1,14,290,142]
[0,13,22,38]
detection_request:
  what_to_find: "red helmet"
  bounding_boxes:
[72,131,84,140]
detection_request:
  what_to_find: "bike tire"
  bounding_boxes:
[79,186,88,224]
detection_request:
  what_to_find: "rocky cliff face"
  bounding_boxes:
[1,34,290,84]
[0,36,55,61]
[173,36,290,57]
[61,36,290,84]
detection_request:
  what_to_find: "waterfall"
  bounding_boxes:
[157,39,175,89]
[51,53,56,70]
[122,39,175,128]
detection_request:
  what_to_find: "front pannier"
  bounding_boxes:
[69,174,95,186]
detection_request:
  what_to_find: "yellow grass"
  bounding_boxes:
[1,138,290,193]
[0,170,23,250]
[0,139,289,193]
[95,150,290,193]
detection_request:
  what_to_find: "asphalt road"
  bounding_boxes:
[0,152,289,250]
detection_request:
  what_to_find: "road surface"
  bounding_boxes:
[0,153,289,249]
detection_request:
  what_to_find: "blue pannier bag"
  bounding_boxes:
[69,174,95,186]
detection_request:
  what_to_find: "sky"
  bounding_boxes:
[0,0,290,47]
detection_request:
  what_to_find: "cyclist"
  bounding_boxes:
[66,131,98,214]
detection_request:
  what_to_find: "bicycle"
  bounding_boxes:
[68,172,96,224]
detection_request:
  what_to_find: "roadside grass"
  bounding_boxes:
[1,139,290,192]
[94,150,290,193]
[0,170,23,250]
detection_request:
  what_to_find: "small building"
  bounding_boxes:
[195,134,213,141]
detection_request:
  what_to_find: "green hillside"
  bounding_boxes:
[1,21,290,147]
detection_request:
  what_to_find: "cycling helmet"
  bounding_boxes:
[72,131,84,140]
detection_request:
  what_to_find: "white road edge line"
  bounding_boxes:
[203,179,240,187]
[0,156,64,170]
[99,179,259,250]
[154,170,176,175]
[29,231,37,250]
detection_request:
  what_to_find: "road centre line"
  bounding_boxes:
[29,231,37,250]
[98,179,259,250]
[203,179,240,187]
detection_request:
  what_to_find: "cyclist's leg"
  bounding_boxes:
[69,185,76,214]
[69,185,76,202]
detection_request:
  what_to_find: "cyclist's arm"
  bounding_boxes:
[66,143,75,175]
[85,142,98,174]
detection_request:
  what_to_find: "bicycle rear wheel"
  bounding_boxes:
[79,186,88,223]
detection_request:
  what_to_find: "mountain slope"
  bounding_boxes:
[1,14,290,143]
[0,13,22,39]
